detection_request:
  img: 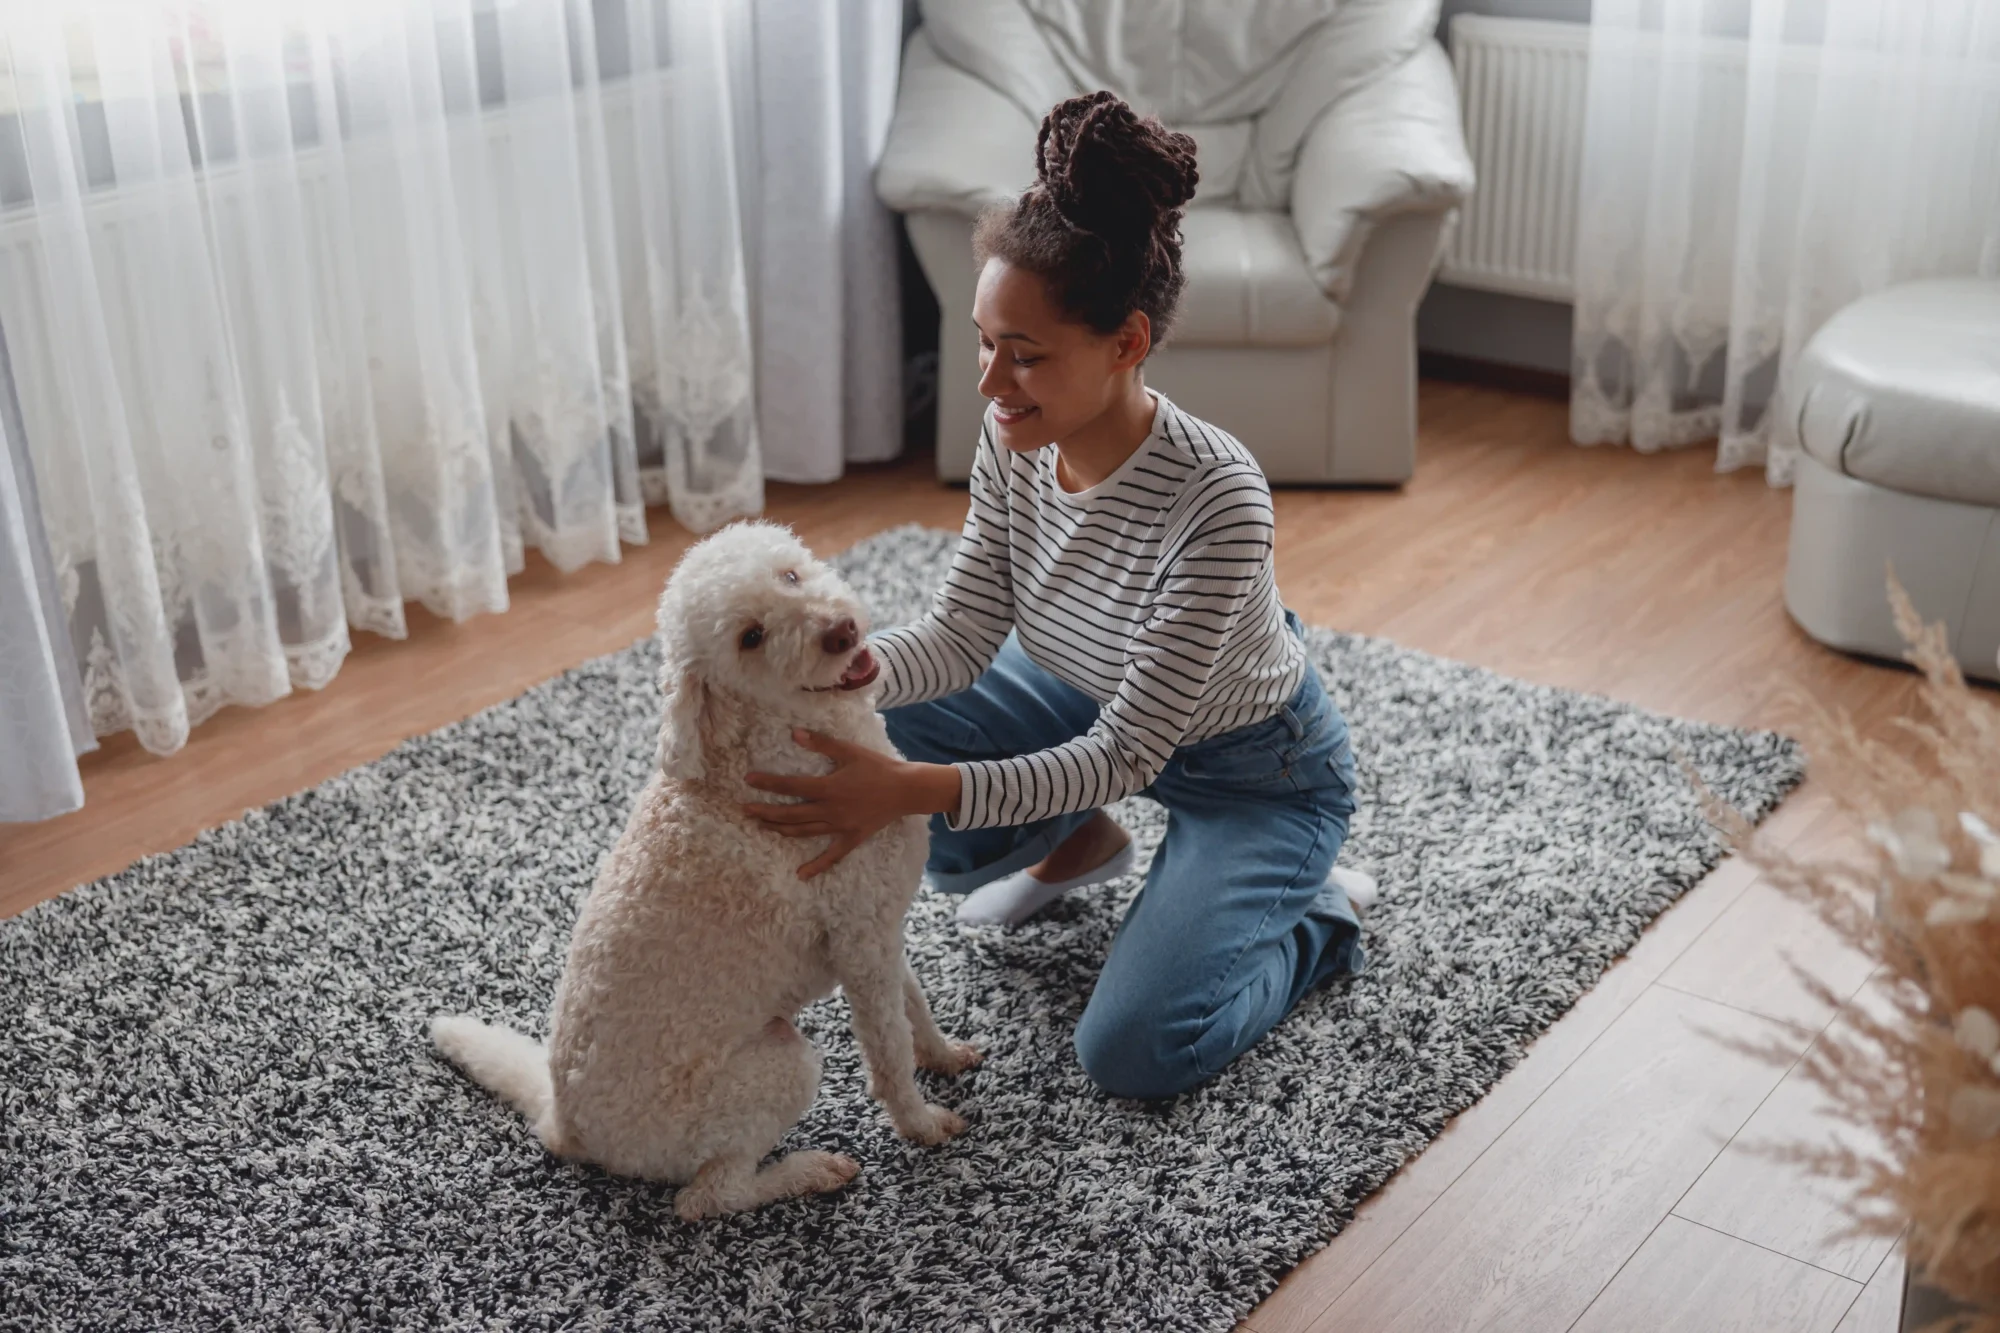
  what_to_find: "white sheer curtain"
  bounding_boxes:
[1571,0,2000,482]
[0,0,758,758]
[735,0,905,483]
[2,330,95,823]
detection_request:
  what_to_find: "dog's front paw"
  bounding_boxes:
[918,1040,984,1077]
[894,1102,968,1146]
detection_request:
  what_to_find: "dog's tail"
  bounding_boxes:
[430,1014,566,1150]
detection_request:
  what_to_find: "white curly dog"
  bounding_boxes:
[432,521,980,1220]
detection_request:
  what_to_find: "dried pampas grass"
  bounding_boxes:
[1702,578,2000,1332]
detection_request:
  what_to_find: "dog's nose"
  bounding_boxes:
[821,618,859,655]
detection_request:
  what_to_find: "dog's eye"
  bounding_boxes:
[780,569,800,586]
[740,625,764,650]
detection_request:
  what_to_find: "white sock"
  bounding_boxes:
[1328,865,1380,915]
[955,841,1139,928]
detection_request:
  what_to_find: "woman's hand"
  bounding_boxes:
[745,730,961,879]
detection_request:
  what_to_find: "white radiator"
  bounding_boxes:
[1441,15,1590,303]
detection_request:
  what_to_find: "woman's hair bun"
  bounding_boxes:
[1035,91,1199,245]
[972,90,1198,342]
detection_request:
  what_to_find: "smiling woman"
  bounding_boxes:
[969,93,1198,488]
[744,90,1374,1104]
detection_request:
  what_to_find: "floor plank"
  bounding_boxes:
[1570,1215,1860,1333]
[1248,955,1664,1333]
[1297,986,1816,1333]
[1675,979,1904,1279]
[1657,875,1877,1032]
[1833,1243,1906,1333]
[1250,805,1832,1333]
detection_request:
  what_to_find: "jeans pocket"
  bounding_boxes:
[1313,737,1359,812]
[1178,734,1293,785]
[1177,707,1312,788]
[1176,670,1352,794]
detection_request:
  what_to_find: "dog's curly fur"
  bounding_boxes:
[432,522,979,1219]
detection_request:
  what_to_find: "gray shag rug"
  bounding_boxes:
[0,526,1804,1332]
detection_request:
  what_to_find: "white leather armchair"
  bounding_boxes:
[877,0,1474,484]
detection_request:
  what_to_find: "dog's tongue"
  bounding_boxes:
[839,647,878,688]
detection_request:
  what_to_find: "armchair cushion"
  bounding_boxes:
[1290,40,1473,304]
[1239,0,1442,209]
[916,0,1078,126]
[1179,121,1253,204]
[1175,209,1340,346]
[1021,0,1334,123]
[889,13,1261,212]
[876,28,1038,217]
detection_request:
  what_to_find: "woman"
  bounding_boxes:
[745,91,1370,1101]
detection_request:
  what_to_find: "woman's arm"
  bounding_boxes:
[948,461,1275,830]
[869,428,1017,708]
[751,462,1278,868]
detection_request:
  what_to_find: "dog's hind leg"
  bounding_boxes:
[669,1019,857,1220]
[674,1148,860,1221]
[901,954,982,1076]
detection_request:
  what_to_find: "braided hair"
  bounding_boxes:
[974,91,1199,344]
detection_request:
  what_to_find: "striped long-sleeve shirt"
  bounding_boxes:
[871,393,1306,831]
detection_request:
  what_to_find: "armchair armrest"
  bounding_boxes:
[875,29,1038,218]
[1291,40,1473,304]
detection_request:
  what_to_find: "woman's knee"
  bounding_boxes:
[1072,1003,1205,1101]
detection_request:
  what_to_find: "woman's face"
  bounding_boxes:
[972,258,1150,455]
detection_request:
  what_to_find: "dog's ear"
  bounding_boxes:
[656,660,708,781]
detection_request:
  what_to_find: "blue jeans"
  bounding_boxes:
[882,618,1364,1100]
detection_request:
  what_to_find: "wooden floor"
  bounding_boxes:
[3,380,1922,1332]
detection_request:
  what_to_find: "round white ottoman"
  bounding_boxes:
[1785,279,2000,682]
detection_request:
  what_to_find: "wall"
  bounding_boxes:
[1419,0,1589,378]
